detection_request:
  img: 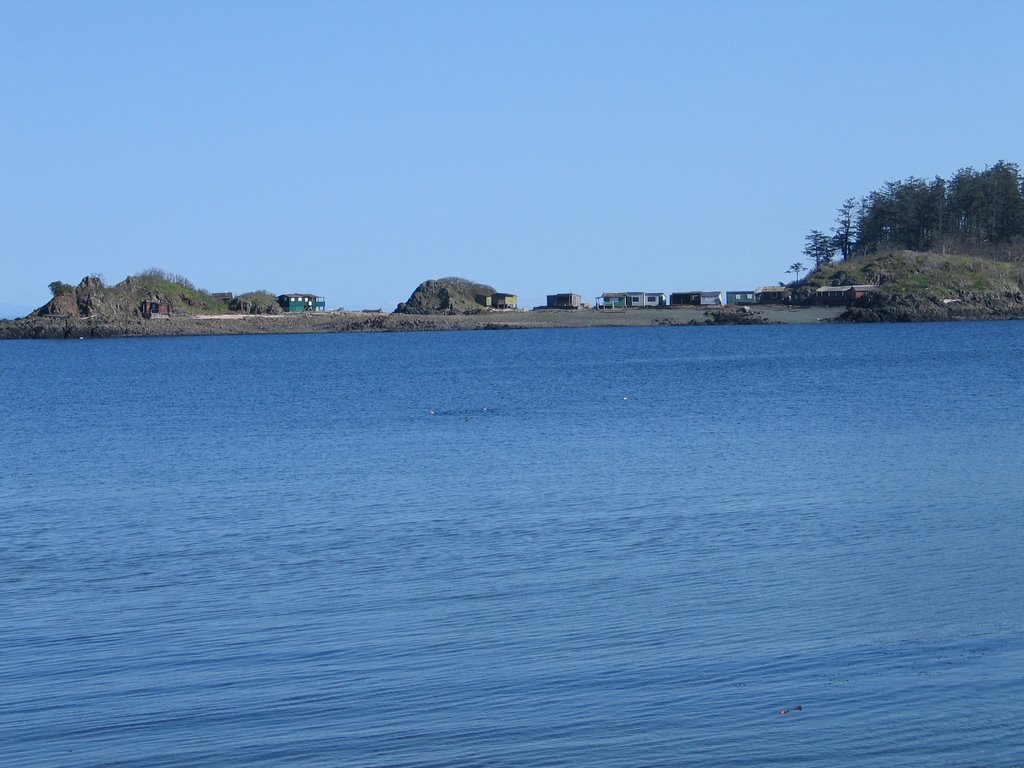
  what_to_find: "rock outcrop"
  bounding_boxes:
[33,274,196,320]
[35,275,144,319]
[394,277,496,314]
[835,289,1024,322]
[229,292,283,315]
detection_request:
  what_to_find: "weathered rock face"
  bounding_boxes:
[35,275,141,319]
[38,290,79,318]
[229,295,283,314]
[702,306,774,324]
[395,277,496,314]
[835,289,1024,322]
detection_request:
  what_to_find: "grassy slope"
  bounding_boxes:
[129,272,230,314]
[801,250,1024,299]
[36,270,275,318]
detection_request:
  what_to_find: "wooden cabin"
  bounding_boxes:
[141,300,170,319]
[277,294,326,312]
[546,293,582,309]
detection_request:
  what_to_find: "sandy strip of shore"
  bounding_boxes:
[191,306,845,326]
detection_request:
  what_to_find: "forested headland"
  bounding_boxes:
[785,161,1024,322]
[800,161,1024,268]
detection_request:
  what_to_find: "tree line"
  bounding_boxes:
[800,161,1024,270]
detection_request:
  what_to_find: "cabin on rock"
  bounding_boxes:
[726,290,757,305]
[670,291,723,306]
[141,300,170,319]
[476,292,519,309]
[755,286,791,304]
[597,292,666,309]
[597,292,627,310]
[492,293,518,309]
[277,294,326,312]
[815,285,878,306]
[546,293,581,309]
[639,292,668,307]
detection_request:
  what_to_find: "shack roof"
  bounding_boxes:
[815,284,878,293]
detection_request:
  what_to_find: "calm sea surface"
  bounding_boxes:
[1,323,1022,767]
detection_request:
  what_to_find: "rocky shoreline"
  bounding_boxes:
[0,305,845,340]
[7,253,1024,340]
[5,293,1024,340]
[832,290,1024,323]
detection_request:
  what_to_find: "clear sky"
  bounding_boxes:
[2,0,1023,315]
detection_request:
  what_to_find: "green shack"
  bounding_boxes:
[277,294,326,312]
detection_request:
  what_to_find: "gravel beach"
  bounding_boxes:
[0,305,846,339]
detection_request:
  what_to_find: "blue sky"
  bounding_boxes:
[2,0,1023,316]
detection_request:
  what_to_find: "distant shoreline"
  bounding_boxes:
[0,306,847,340]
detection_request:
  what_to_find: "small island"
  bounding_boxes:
[1,252,1022,340]
[3,162,1024,339]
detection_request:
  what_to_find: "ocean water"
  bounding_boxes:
[1,323,1022,767]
